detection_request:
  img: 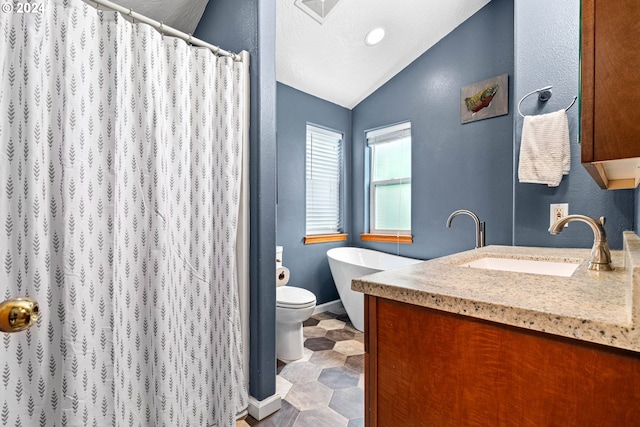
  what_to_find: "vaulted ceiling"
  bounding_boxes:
[108,0,491,109]
[276,0,491,108]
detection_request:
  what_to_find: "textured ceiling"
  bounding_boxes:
[277,0,491,108]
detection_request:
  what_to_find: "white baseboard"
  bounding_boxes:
[313,299,344,315]
[248,394,281,421]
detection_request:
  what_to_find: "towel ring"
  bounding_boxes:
[517,86,577,118]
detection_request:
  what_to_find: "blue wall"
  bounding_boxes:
[351,0,515,259]
[637,186,640,235]
[633,187,640,234]
[513,0,634,249]
[195,0,277,401]
[276,83,352,305]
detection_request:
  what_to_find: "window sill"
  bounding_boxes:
[360,233,413,244]
[304,233,348,245]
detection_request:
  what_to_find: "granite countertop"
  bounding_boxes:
[352,231,640,353]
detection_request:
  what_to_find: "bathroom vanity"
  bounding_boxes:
[353,232,640,426]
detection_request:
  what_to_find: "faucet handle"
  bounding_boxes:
[599,216,606,227]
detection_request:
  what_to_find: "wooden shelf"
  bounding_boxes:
[583,158,640,189]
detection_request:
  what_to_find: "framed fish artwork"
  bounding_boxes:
[460,73,508,124]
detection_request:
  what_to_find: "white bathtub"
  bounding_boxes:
[327,247,422,331]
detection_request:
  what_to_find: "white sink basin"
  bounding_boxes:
[460,257,580,277]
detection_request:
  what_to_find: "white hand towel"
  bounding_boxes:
[518,109,570,187]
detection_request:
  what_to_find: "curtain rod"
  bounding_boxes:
[83,0,242,62]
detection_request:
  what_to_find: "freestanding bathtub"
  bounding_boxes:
[327,247,422,331]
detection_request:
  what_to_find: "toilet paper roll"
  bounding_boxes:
[276,267,290,286]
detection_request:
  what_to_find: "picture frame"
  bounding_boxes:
[461,73,508,124]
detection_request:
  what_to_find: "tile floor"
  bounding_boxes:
[238,309,365,427]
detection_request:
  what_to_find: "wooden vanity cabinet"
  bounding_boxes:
[365,295,640,426]
[581,0,640,189]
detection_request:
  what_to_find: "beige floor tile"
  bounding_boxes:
[280,361,321,384]
[345,354,364,373]
[318,319,346,330]
[325,328,356,342]
[344,324,362,334]
[303,326,328,338]
[333,340,365,356]
[309,349,347,368]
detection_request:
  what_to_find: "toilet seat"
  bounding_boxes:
[276,286,316,309]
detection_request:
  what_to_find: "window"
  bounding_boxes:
[305,124,344,238]
[367,122,411,235]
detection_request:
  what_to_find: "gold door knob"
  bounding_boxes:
[0,298,39,333]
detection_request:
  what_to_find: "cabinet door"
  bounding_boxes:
[366,296,640,426]
[582,0,640,164]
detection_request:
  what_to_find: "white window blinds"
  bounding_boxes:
[306,125,343,235]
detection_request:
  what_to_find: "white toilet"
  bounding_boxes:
[275,246,317,361]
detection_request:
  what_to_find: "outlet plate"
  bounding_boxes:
[550,203,569,228]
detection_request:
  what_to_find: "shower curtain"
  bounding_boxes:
[0,0,248,426]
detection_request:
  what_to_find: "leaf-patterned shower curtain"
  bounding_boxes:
[0,0,248,425]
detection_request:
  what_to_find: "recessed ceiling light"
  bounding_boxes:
[364,27,385,46]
